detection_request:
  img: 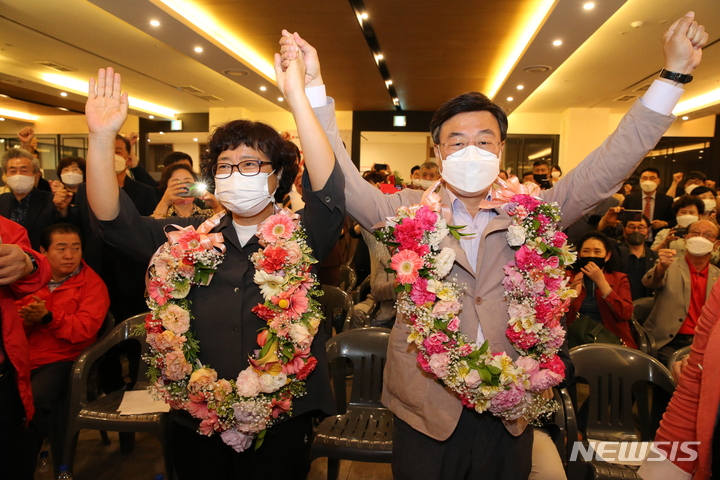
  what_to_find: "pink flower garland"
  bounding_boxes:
[142,209,323,451]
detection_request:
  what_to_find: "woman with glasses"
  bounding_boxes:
[83,46,344,479]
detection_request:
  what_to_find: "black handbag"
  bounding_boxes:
[567,314,623,349]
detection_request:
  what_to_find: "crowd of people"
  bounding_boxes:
[0,11,714,480]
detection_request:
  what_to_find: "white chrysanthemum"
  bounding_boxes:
[428,225,450,247]
[434,248,456,278]
[507,225,527,247]
[253,270,286,300]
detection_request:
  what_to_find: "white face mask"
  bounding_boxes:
[703,199,717,213]
[61,172,84,187]
[215,171,276,217]
[440,146,500,195]
[6,174,35,194]
[419,179,437,189]
[676,214,699,228]
[411,178,422,187]
[685,184,699,194]
[640,181,658,193]
[686,236,715,256]
[551,171,561,179]
[114,154,128,174]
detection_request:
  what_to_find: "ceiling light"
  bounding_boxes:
[486,0,555,98]
[516,85,524,90]
[194,46,203,53]
[278,97,284,102]
[583,3,595,10]
[0,109,37,121]
[392,98,400,106]
[674,87,720,116]
[193,138,198,142]
[150,20,160,27]
[57,107,69,111]
[360,12,368,19]
[149,115,155,119]
[552,40,563,46]
[682,116,689,120]
[0,118,4,122]
[376,54,384,61]
[60,92,68,97]
[159,131,165,135]
[159,1,276,81]
[507,97,514,102]
[148,139,151,142]
[385,80,393,86]
[0,94,7,98]
[260,86,267,91]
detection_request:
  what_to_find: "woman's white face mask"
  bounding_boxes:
[440,146,500,196]
[215,171,278,217]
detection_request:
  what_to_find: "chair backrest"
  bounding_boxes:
[319,284,354,335]
[326,327,390,411]
[95,311,116,341]
[570,344,675,442]
[338,265,358,292]
[666,344,692,370]
[633,297,655,325]
[351,276,371,305]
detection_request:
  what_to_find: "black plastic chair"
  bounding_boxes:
[338,265,358,293]
[568,344,676,479]
[629,315,656,358]
[666,344,692,371]
[62,313,174,479]
[319,284,354,335]
[632,297,655,325]
[310,327,392,480]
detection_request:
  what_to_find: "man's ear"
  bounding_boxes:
[40,247,47,255]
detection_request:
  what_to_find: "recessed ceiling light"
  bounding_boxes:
[149,115,155,119]
[682,116,689,120]
[392,98,399,105]
[150,20,160,27]
[507,97,514,102]
[222,68,249,77]
[583,3,595,10]
[194,46,203,53]
[0,118,5,122]
[360,12,368,19]
[376,54,384,61]
[260,86,267,91]
[552,40,562,46]
[193,138,198,142]
[60,92,68,97]
[278,97,284,102]
[159,131,165,135]
[385,80,393,86]
[516,85,524,90]
[0,139,4,142]
[148,139,151,142]
[57,107,69,111]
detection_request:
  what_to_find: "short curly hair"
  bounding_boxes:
[203,120,299,203]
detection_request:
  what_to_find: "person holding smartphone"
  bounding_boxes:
[151,163,217,219]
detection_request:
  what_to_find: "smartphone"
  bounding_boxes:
[674,227,687,237]
[373,163,388,171]
[619,209,643,223]
[539,178,552,190]
[178,182,207,198]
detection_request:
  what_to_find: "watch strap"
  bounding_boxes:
[41,311,53,325]
[25,252,38,275]
[659,69,693,84]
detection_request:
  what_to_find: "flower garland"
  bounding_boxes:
[376,193,576,423]
[141,209,323,452]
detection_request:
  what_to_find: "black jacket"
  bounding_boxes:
[622,191,675,234]
[0,189,57,250]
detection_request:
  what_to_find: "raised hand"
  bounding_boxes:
[274,34,308,102]
[53,184,73,217]
[662,12,709,74]
[86,67,128,135]
[657,248,676,271]
[278,30,323,88]
[17,127,35,145]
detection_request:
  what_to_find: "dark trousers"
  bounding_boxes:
[171,411,315,480]
[0,365,27,480]
[392,409,534,480]
[658,334,694,365]
[19,361,74,480]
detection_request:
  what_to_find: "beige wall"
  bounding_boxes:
[35,114,139,134]
[359,141,428,178]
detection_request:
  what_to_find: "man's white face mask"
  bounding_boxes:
[114,155,127,174]
[440,146,500,195]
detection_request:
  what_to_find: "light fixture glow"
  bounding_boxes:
[583,3,595,10]
[60,92,68,97]
[682,116,689,120]
[392,98,400,106]
[674,87,720,116]
[150,20,161,26]
[159,131,165,135]
[0,118,5,122]
[41,73,177,118]
[376,54,384,61]
[278,97,284,102]
[507,97,514,102]
[486,0,556,99]
[193,138,198,142]
[194,46,203,53]
[259,86,267,91]
[0,109,37,121]
[149,115,155,119]
[516,85,524,90]
[553,40,563,46]
[385,80,393,86]
[361,12,368,19]
[158,0,276,81]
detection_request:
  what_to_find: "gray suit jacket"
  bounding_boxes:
[642,257,719,349]
[314,97,674,441]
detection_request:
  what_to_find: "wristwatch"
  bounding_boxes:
[659,69,693,84]
[25,252,38,275]
[41,311,53,325]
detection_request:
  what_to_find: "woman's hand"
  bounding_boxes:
[86,67,128,135]
[581,262,605,284]
[570,272,584,294]
[274,33,308,104]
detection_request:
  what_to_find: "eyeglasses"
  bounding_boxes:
[439,139,502,153]
[687,231,718,241]
[625,225,648,232]
[212,160,272,179]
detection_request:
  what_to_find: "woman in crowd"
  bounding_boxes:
[691,185,718,222]
[651,196,720,263]
[57,156,86,192]
[151,163,216,218]
[550,165,562,184]
[566,231,636,348]
[83,40,345,479]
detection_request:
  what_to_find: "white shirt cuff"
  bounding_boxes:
[306,85,328,109]
[640,80,684,116]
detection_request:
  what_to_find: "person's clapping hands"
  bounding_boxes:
[18,295,48,325]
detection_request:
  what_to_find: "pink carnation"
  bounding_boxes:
[163,348,192,380]
[391,249,423,284]
[417,352,432,373]
[414,206,438,231]
[198,412,219,435]
[540,355,566,378]
[511,194,541,212]
[506,327,539,350]
[515,246,545,270]
[410,278,435,305]
[552,231,568,248]
[489,383,526,414]
[528,369,563,392]
[545,326,566,350]
[428,353,450,378]
[432,300,461,318]
[515,356,540,376]
[447,316,460,332]
[220,429,253,452]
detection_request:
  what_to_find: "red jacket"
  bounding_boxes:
[19,260,109,370]
[0,216,51,423]
[566,270,636,349]
[638,280,720,480]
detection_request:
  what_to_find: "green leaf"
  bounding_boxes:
[385,267,395,274]
[487,365,501,375]
[394,284,406,293]
[254,429,267,450]
[478,340,489,355]
[478,368,491,383]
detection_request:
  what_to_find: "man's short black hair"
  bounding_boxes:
[410,165,420,175]
[40,223,82,251]
[533,159,550,168]
[691,186,714,197]
[640,167,660,177]
[686,171,707,182]
[672,195,705,215]
[163,151,194,167]
[115,134,130,153]
[429,92,508,144]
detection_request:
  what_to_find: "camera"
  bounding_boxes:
[178,182,207,198]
